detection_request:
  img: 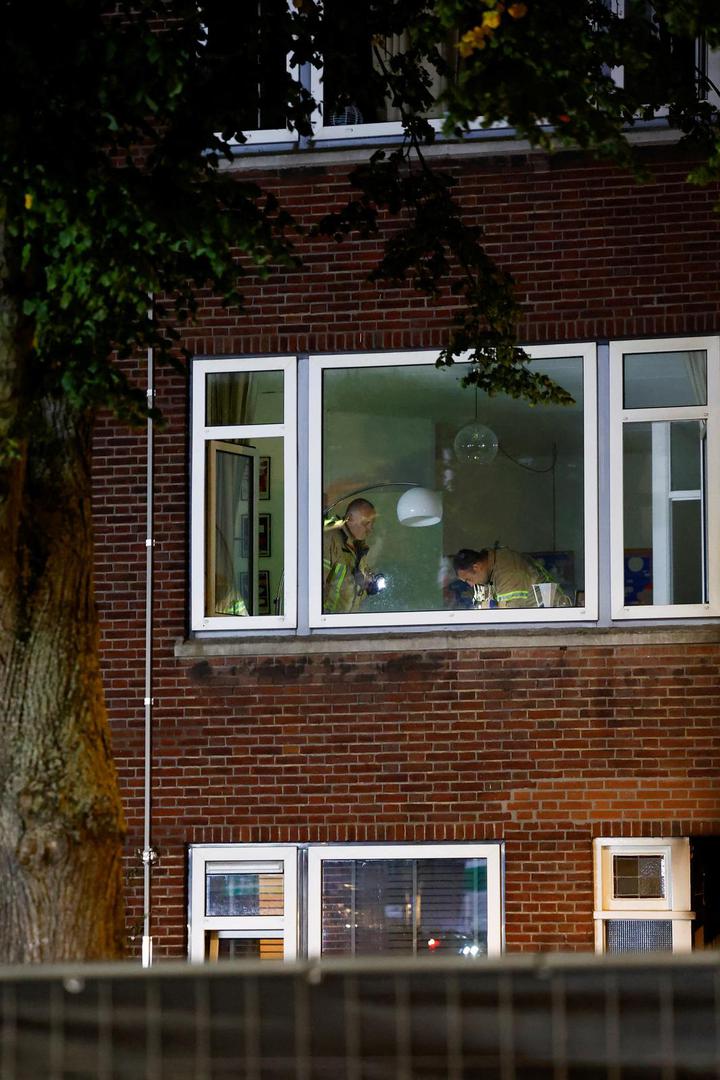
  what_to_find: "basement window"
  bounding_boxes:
[189,842,503,962]
[593,837,694,954]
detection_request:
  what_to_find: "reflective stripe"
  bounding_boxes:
[324,562,349,613]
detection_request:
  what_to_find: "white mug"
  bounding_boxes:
[532,582,558,607]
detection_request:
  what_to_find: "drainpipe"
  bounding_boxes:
[141,330,158,967]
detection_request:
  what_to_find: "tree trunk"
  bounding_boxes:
[0,219,126,962]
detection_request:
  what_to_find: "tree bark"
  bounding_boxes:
[0,214,126,962]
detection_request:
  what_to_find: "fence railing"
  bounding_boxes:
[1,952,719,1079]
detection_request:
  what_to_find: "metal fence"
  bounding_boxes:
[1,952,719,1079]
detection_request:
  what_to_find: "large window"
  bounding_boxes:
[189,843,503,962]
[610,337,720,619]
[307,844,502,959]
[190,338,720,633]
[309,4,454,141]
[309,346,597,628]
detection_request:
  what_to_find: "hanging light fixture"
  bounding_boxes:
[453,385,499,464]
[395,486,442,526]
[324,483,442,528]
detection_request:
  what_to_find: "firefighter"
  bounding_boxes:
[451,546,572,608]
[323,498,381,613]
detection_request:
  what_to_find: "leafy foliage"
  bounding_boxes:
[1,0,719,426]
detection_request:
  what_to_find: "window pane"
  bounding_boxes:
[605,919,673,953]
[672,500,703,604]
[322,1,451,125]
[670,421,703,490]
[320,858,488,958]
[205,934,284,961]
[623,421,705,606]
[207,437,284,617]
[613,855,665,899]
[623,0,698,105]
[322,358,584,614]
[206,370,284,425]
[204,0,289,132]
[206,867,284,917]
[623,350,706,408]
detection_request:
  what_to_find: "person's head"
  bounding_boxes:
[344,498,376,541]
[452,548,490,586]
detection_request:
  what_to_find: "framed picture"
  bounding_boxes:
[259,456,271,501]
[239,514,250,558]
[240,460,250,502]
[238,572,249,603]
[257,570,270,615]
[259,514,271,558]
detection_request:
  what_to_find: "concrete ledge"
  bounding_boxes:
[223,126,679,174]
[175,623,720,659]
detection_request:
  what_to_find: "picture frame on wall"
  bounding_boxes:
[257,570,270,615]
[259,514,271,558]
[240,462,250,502]
[239,515,249,559]
[259,456,271,500]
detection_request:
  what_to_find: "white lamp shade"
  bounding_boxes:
[396,487,442,527]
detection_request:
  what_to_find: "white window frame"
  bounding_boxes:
[593,837,693,953]
[609,335,720,620]
[307,841,503,958]
[308,344,598,628]
[188,843,299,963]
[190,355,297,631]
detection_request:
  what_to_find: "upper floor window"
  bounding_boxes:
[309,3,453,140]
[219,2,717,149]
[607,0,711,112]
[208,0,300,147]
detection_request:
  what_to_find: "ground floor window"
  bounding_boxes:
[593,837,693,953]
[189,842,503,962]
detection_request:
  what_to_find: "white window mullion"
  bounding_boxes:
[650,422,671,605]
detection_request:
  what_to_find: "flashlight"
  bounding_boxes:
[365,573,387,595]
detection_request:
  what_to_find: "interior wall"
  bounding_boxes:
[323,410,443,611]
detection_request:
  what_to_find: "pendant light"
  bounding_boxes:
[453,385,499,464]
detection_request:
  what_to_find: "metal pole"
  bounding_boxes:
[141,331,157,967]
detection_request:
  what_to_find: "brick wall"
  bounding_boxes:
[93,144,720,957]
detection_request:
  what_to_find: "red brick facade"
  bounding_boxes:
[93,143,720,958]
